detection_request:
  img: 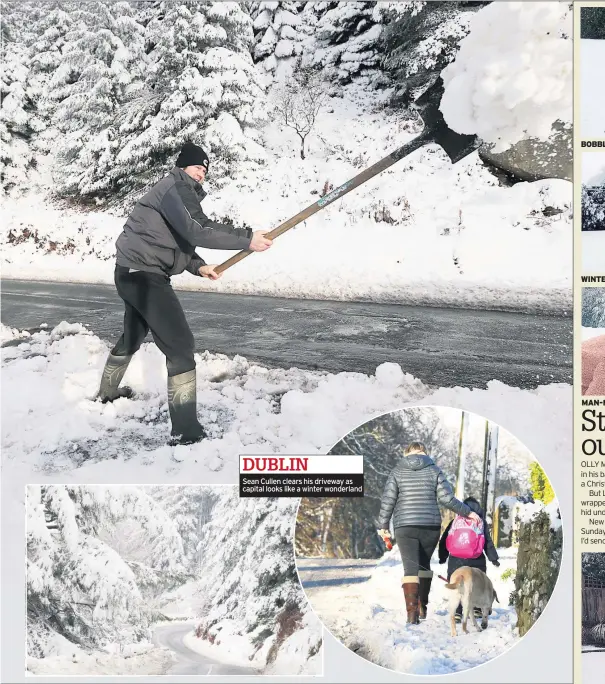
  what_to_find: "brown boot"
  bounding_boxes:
[418,571,433,620]
[402,577,420,624]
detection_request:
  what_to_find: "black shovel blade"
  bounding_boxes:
[414,77,480,164]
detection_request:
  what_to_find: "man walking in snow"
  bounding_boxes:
[96,142,272,445]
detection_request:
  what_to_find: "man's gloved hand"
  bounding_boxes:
[492,560,500,567]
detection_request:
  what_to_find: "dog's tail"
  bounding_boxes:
[445,575,463,591]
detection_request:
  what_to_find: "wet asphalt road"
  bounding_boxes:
[0,279,571,389]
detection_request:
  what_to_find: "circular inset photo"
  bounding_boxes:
[294,406,563,676]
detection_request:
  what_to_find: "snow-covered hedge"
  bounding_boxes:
[510,500,563,636]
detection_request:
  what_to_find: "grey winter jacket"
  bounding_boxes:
[377,454,472,529]
[116,167,252,278]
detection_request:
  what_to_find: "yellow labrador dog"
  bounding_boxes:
[445,567,499,637]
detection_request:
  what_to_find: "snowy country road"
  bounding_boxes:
[153,622,258,676]
[1,279,571,389]
[296,551,520,675]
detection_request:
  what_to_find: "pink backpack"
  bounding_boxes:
[446,515,485,559]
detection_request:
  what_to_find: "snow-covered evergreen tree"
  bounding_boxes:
[0,1,52,193]
[0,27,36,193]
[149,485,219,573]
[303,1,388,87]
[103,1,268,201]
[250,2,306,82]
[582,184,605,230]
[27,485,186,656]
[39,1,148,197]
[189,489,321,671]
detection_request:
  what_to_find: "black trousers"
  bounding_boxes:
[395,526,441,576]
[447,554,487,582]
[111,266,195,376]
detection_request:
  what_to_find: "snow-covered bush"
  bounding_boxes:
[440,2,573,151]
[510,500,562,636]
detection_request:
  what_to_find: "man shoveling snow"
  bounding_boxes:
[96,142,273,445]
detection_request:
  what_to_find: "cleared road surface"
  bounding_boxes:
[153,622,258,676]
[1,279,571,389]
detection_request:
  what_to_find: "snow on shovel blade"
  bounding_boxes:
[215,78,480,274]
[413,77,480,164]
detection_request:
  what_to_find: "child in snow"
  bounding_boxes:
[438,496,500,620]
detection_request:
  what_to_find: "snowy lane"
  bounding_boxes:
[153,622,258,676]
[296,551,520,675]
[297,558,378,592]
[0,280,571,389]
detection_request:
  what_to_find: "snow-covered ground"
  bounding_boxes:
[160,577,322,675]
[1,322,571,481]
[583,231,605,273]
[582,327,605,341]
[580,40,605,139]
[26,633,173,676]
[583,651,605,684]
[181,618,322,676]
[298,548,519,675]
[1,87,571,313]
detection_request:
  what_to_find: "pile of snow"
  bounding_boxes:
[441,2,572,150]
[1,322,571,482]
[298,548,519,675]
[0,87,572,312]
[580,40,605,138]
[0,322,31,344]
[26,634,172,676]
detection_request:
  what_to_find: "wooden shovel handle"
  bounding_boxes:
[214,130,432,275]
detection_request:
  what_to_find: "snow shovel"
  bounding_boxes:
[214,77,479,275]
